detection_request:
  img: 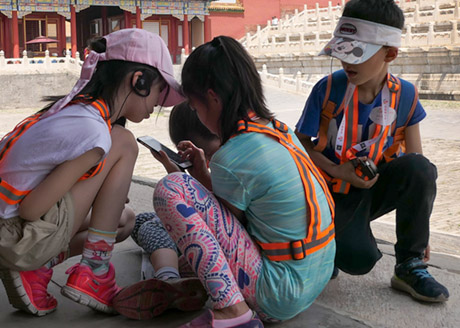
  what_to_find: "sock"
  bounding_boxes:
[44,249,70,269]
[81,227,117,276]
[213,309,253,328]
[154,266,180,281]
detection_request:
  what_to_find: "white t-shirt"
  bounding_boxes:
[0,103,112,219]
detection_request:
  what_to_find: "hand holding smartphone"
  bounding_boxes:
[351,157,378,179]
[137,136,193,170]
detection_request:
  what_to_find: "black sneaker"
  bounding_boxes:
[391,257,449,302]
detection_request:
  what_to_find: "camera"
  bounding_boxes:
[352,158,378,179]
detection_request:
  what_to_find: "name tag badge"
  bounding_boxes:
[369,106,396,126]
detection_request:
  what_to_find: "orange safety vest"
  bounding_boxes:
[235,118,335,261]
[0,97,111,205]
[315,72,419,194]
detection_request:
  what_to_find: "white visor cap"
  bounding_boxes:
[319,17,402,64]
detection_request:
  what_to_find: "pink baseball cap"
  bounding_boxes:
[44,28,183,118]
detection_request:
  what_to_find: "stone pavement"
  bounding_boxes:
[1,85,460,327]
[1,179,458,328]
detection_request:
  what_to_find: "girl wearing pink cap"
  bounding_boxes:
[0,28,183,316]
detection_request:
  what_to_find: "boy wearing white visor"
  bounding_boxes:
[295,0,449,303]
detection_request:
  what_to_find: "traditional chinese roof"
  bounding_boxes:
[209,0,244,13]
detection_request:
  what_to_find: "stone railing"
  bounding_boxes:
[0,50,83,74]
[179,48,314,96]
[253,46,460,100]
[402,0,460,23]
[242,0,460,55]
[260,64,314,95]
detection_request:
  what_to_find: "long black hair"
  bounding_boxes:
[40,36,166,123]
[181,36,273,144]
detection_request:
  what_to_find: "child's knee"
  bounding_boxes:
[402,153,437,186]
[335,243,382,275]
[120,205,136,227]
[154,172,187,202]
[111,125,139,158]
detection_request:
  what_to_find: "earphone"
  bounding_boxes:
[132,71,151,97]
[112,70,155,123]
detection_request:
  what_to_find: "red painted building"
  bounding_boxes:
[208,0,330,39]
[0,1,331,62]
[0,0,215,63]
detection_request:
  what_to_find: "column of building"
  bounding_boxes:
[11,11,19,58]
[71,5,77,57]
[3,0,212,59]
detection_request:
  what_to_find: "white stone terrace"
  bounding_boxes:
[0,49,82,74]
[242,0,460,56]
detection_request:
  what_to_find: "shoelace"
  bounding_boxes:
[65,263,121,300]
[411,268,433,280]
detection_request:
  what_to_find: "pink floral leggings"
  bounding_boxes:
[153,172,272,319]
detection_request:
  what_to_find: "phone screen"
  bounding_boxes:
[137,136,192,170]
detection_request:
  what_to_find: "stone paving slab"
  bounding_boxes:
[2,180,459,328]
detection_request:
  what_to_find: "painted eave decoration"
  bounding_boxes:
[209,0,244,13]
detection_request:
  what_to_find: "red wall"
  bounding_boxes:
[208,12,245,39]
[209,0,338,40]
[242,0,282,33]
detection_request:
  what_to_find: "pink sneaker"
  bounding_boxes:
[0,267,57,316]
[61,263,120,314]
[113,277,208,320]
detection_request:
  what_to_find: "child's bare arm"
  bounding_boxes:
[18,148,104,221]
[295,130,338,177]
[404,123,423,154]
[150,149,181,174]
[177,140,212,190]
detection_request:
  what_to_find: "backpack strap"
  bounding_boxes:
[312,70,349,193]
[314,70,348,152]
[383,78,418,162]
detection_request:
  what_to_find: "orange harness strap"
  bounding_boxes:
[314,73,336,152]
[76,98,112,181]
[0,113,42,163]
[367,74,400,165]
[0,178,31,205]
[326,74,401,194]
[383,81,419,163]
[236,119,335,261]
[0,98,111,205]
[0,113,43,204]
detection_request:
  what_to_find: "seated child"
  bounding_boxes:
[149,36,335,327]
[114,102,220,320]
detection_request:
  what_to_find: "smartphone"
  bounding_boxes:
[137,136,193,170]
[352,158,378,179]
[359,158,378,179]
